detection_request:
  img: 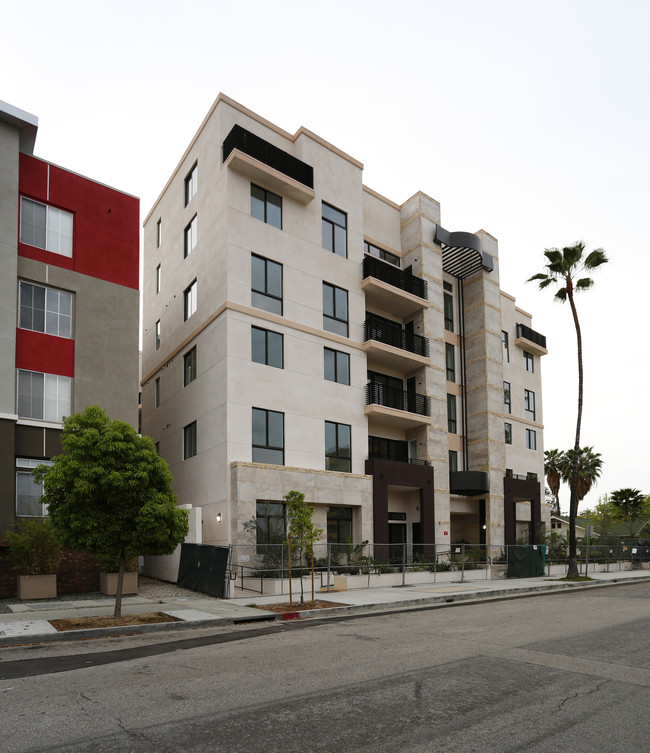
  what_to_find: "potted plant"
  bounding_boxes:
[98,554,139,596]
[5,518,63,599]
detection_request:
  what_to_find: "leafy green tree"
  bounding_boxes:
[610,488,649,537]
[285,490,323,606]
[544,449,566,516]
[35,405,189,618]
[528,242,608,577]
[583,494,621,543]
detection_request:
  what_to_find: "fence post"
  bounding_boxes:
[327,542,331,592]
[281,542,285,596]
[402,542,406,587]
[461,543,465,583]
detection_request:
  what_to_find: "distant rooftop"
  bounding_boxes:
[0,100,38,154]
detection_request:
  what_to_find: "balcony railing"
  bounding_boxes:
[516,323,546,349]
[222,124,314,189]
[363,256,428,300]
[364,317,429,358]
[366,382,431,417]
[367,451,429,466]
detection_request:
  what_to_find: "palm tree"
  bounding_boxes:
[528,242,608,577]
[561,446,603,505]
[544,449,565,516]
[609,488,648,536]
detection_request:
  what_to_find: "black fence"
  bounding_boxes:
[364,317,429,357]
[363,255,428,299]
[366,382,431,416]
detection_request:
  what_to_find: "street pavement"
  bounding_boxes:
[1,567,648,646]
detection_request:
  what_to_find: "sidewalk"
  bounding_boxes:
[1,569,648,647]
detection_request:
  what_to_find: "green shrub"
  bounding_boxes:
[5,518,63,575]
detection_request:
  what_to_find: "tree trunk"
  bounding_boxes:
[567,287,583,579]
[113,550,125,619]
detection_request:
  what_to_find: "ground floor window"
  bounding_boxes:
[15,458,52,516]
[327,506,353,543]
[256,501,286,548]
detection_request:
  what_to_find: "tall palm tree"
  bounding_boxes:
[544,449,565,516]
[528,242,608,577]
[561,446,603,504]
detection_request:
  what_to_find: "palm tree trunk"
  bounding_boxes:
[567,288,582,578]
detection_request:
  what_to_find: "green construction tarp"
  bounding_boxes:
[507,545,545,578]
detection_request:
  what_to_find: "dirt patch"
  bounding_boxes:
[252,600,347,613]
[49,612,179,631]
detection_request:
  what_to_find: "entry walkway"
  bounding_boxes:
[1,569,648,646]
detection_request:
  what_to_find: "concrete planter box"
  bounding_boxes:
[17,574,57,600]
[100,572,139,596]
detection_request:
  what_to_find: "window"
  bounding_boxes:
[524,389,536,421]
[185,163,198,206]
[447,394,457,434]
[364,241,400,266]
[252,408,284,464]
[524,350,534,372]
[19,282,72,338]
[154,378,160,408]
[502,330,509,362]
[184,215,197,258]
[251,255,283,315]
[444,292,454,332]
[15,458,52,517]
[324,348,350,385]
[506,468,514,478]
[251,184,282,229]
[526,428,537,450]
[184,279,198,321]
[156,265,161,294]
[322,203,347,258]
[17,370,70,422]
[448,450,458,473]
[155,320,161,350]
[20,197,73,257]
[323,282,348,336]
[256,501,286,547]
[368,436,409,463]
[184,347,197,386]
[155,442,160,455]
[327,506,353,543]
[445,343,455,382]
[156,219,162,248]
[527,472,538,481]
[503,381,511,413]
[505,422,512,445]
[252,327,283,368]
[183,421,197,459]
[325,421,351,472]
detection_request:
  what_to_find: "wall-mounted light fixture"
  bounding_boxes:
[216,513,222,523]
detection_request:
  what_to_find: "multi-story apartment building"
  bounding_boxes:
[0,101,139,535]
[141,94,547,557]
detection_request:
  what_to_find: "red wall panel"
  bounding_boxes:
[15,329,75,377]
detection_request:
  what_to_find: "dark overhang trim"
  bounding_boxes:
[450,470,490,496]
[435,225,493,279]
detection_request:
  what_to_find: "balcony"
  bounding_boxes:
[222,124,315,204]
[363,315,430,371]
[361,256,429,318]
[365,382,432,429]
[449,471,490,496]
[367,451,429,466]
[515,323,548,356]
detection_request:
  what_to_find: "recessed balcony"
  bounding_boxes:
[515,323,548,356]
[363,316,430,371]
[361,256,429,318]
[365,382,432,429]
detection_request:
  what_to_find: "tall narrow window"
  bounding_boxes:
[251,184,282,229]
[20,197,73,257]
[448,450,458,473]
[322,203,347,258]
[447,394,457,434]
[184,347,197,386]
[502,330,509,362]
[443,283,454,332]
[505,422,512,445]
[323,283,348,336]
[251,255,283,315]
[524,351,534,372]
[156,219,162,248]
[19,282,72,339]
[327,506,353,543]
[445,343,455,382]
[324,348,350,385]
[183,421,197,459]
[256,501,286,548]
[156,265,161,294]
[252,408,284,464]
[15,458,52,517]
[526,428,537,450]
[184,215,197,258]
[184,279,198,321]
[185,163,198,206]
[251,327,283,368]
[503,381,511,413]
[524,389,536,421]
[325,421,351,472]
[155,320,161,350]
[154,377,160,408]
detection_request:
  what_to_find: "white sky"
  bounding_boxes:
[3,0,648,512]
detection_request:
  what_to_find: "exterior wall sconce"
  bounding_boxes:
[216,513,222,522]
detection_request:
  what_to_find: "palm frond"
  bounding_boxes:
[554,288,568,302]
[575,278,594,290]
[584,249,608,269]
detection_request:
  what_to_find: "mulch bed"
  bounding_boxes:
[49,612,179,631]
[253,600,347,613]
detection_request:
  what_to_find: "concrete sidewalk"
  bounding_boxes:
[1,569,648,646]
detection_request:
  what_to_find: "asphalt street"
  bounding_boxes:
[1,582,648,752]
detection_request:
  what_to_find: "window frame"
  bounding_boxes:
[251,254,283,315]
[184,163,198,206]
[183,421,197,459]
[251,184,282,229]
[327,506,353,544]
[445,342,455,382]
[256,501,286,549]
[526,428,537,450]
[524,350,534,373]
[184,279,198,321]
[15,458,53,517]
[17,369,71,423]
[184,215,198,258]
[448,450,458,473]
[322,202,347,258]
[156,219,162,248]
[524,389,536,421]
[363,240,400,267]
[325,420,351,472]
[20,197,73,257]
[18,281,72,339]
[155,264,161,294]
[503,381,511,414]
[251,326,284,369]
[252,408,285,465]
[322,282,349,337]
[444,292,454,332]
[183,346,197,387]
[324,347,350,385]
[154,377,160,408]
[505,422,512,445]
[155,320,161,350]
[447,393,457,434]
[502,330,509,362]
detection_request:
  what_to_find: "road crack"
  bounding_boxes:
[556,678,610,713]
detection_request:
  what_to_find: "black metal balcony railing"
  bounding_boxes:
[363,256,428,300]
[516,323,546,349]
[366,382,431,417]
[367,451,429,466]
[364,317,430,358]
[222,124,314,189]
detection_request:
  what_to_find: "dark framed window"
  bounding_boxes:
[252,327,283,368]
[251,254,283,315]
[323,282,348,336]
[525,428,537,450]
[15,458,52,517]
[506,468,513,478]
[251,184,282,229]
[324,348,350,385]
[327,506,353,543]
[252,408,284,464]
[156,219,162,248]
[184,279,197,321]
[184,347,197,386]
[185,163,198,206]
[183,421,197,459]
[524,389,536,421]
[505,422,512,445]
[444,292,454,332]
[256,501,286,547]
[448,450,458,473]
[503,381,511,413]
[445,343,455,382]
[368,436,409,463]
[154,377,160,408]
[447,394,457,434]
[155,320,161,350]
[527,472,538,481]
[524,350,534,372]
[322,203,347,258]
[184,215,197,258]
[502,330,509,362]
[325,421,351,472]
[19,281,72,339]
[364,240,400,267]
[156,264,161,294]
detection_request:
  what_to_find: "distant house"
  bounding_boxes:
[549,515,595,540]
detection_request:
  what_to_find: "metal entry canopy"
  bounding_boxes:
[435,225,494,279]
